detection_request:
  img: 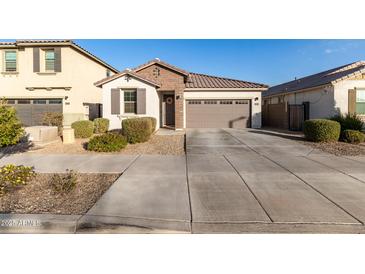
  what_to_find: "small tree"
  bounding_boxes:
[0,99,24,147]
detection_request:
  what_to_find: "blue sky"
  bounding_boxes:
[23,39,365,86]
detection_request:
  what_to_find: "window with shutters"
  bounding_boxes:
[124,90,137,114]
[45,49,55,71]
[4,50,17,72]
[356,90,365,114]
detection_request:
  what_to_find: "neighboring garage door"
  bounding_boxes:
[186,99,251,128]
[6,98,63,127]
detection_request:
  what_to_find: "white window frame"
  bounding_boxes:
[123,89,137,114]
[44,49,55,72]
[3,50,18,73]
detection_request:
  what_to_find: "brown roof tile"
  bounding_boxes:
[186,72,267,89]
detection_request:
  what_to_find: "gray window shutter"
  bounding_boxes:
[54,47,62,72]
[348,89,356,114]
[111,88,120,115]
[136,88,146,114]
[33,48,40,72]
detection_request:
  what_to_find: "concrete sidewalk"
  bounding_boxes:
[78,155,191,232]
[0,154,138,173]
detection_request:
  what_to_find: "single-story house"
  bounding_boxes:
[0,40,118,126]
[262,61,365,130]
[95,58,267,130]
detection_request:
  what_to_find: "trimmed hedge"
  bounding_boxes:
[87,133,128,152]
[71,120,94,138]
[140,117,157,134]
[303,119,341,142]
[342,130,365,144]
[94,118,109,134]
[122,118,152,144]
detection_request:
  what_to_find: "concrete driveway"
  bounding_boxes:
[79,128,365,233]
[185,128,365,233]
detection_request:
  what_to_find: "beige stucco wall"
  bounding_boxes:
[333,79,365,115]
[101,76,160,130]
[184,90,262,128]
[0,46,111,124]
[282,86,335,119]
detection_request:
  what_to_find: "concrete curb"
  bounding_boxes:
[2,213,365,233]
[0,214,81,234]
[0,213,191,234]
[77,214,191,233]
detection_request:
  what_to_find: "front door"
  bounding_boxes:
[163,94,175,127]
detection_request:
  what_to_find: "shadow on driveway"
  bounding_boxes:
[247,129,305,141]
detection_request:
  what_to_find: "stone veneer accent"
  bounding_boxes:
[135,64,186,129]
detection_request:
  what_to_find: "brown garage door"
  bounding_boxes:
[186,99,251,128]
[6,98,63,127]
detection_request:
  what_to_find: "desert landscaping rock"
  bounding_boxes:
[21,134,185,155]
[302,140,365,156]
[0,173,120,215]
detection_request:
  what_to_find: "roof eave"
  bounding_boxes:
[263,83,332,98]
[94,72,161,88]
[184,87,267,91]
[331,68,365,84]
[13,40,119,73]
[134,61,189,77]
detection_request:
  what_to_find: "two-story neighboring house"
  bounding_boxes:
[0,40,118,126]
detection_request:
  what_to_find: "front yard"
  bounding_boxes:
[25,133,185,155]
[302,140,365,156]
[0,173,120,215]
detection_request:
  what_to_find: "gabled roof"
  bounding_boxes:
[94,70,161,87]
[186,72,268,89]
[133,58,190,76]
[0,40,119,73]
[96,58,267,90]
[264,61,365,97]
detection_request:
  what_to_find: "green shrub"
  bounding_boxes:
[93,118,110,134]
[50,169,78,193]
[330,113,364,132]
[122,118,152,144]
[0,100,24,147]
[303,119,341,142]
[0,164,35,194]
[42,112,63,135]
[141,117,157,133]
[342,129,365,144]
[71,120,94,138]
[87,133,128,152]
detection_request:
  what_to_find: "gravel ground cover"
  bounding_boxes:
[0,173,120,215]
[302,140,365,156]
[1,134,185,156]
